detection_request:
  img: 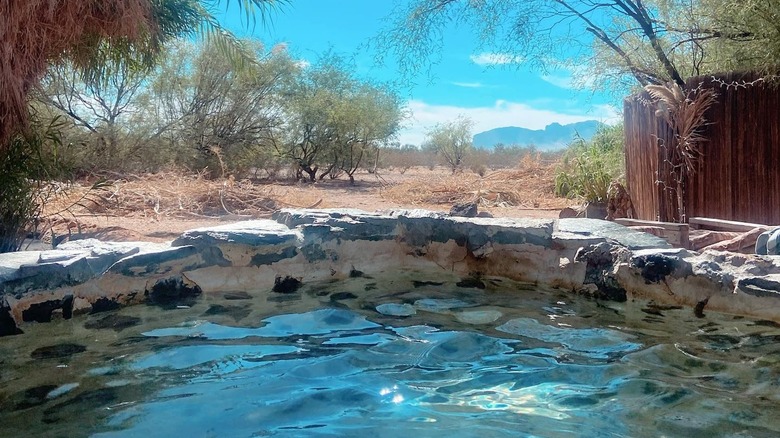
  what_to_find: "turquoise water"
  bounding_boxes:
[1,274,780,437]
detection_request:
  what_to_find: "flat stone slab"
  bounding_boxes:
[557,218,672,250]
[173,220,301,247]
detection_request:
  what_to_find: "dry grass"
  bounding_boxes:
[382,155,574,209]
[33,157,573,243]
[42,171,323,220]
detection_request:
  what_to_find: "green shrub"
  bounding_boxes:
[554,124,625,203]
[0,116,69,252]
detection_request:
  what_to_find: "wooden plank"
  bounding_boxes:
[614,218,688,230]
[689,217,770,232]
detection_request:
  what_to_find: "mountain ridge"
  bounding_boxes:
[472,120,603,150]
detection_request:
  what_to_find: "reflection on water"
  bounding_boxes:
[1,273,780,437]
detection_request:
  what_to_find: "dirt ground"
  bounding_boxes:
[40,163,579,244]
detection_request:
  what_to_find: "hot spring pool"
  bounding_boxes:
[1,274,779,437]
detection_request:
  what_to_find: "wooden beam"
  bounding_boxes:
[689,217,770,232]
[614,218,688,230]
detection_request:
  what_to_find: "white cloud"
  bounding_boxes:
[469,52,523,66]
[541,65,597,90]
[398,99,620,146]
[540,74,574,89]
[451,81,485,88]
[295,59,311,69]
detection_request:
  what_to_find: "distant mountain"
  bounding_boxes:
[472,120,603,150]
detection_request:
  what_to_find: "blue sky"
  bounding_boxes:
[216,0,620,145]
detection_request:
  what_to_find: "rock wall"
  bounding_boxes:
[1,209,779,336]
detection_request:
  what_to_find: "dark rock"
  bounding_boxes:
[449,202,478,218]
[559,207,578,219]
[272,276,303,294]
[0,302,22,336]
[694,297,709,318]
[267,294,301,303]
[31,343,86,360]
[90,297,122,314]
[84,314,141,331]
[752,319,780,328]
[456,277,486,289]
[223,291,252,300]
[330,292,358,302]
[412,280,444,287]
[349,268,365,278]
[632,253,681,283]
[146,276,202,308]
[737,276,780,297]
[22,294,74,323]
[11,385,58,411]
[43,387,117,424]
[641,307,665,316]
[61,295,73,319]
[201,304,251,321]
[583,202,608,219]
[574,242,630,301]
[250,246,298,266]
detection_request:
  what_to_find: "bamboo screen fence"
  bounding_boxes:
[624,72,780,225]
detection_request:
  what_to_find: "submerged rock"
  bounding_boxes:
[146,276,202,308]
[376,303,416,317]
[273,276,303,294]
[0,301,22,336]
[84,314,142,331]
[456,277,486,289]
[22,295,74,323]
[414,298,474,313]
[454,310,503,324]
[31,343,87,360]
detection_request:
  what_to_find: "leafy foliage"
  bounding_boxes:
[276,53,404,182]
[555,124,625,203]
[379,0,780,94]
[0,114,72,252]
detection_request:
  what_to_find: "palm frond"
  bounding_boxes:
[223,0,291,30]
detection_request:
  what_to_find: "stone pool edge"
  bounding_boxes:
[2,208,780,335]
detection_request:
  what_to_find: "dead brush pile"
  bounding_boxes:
[382,155,573,209]
[42,172,322,220]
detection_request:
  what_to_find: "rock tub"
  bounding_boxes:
[2,208,780,336]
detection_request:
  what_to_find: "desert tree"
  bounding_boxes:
[278,54,404,182]
[276,57,348,181]
[332,83,404,183]
[424,116,474,173]
[0,0,285,251]
[35,59,148,172]
[144,40,296,176]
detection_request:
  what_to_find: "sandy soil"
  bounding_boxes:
[41,165,578,244]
